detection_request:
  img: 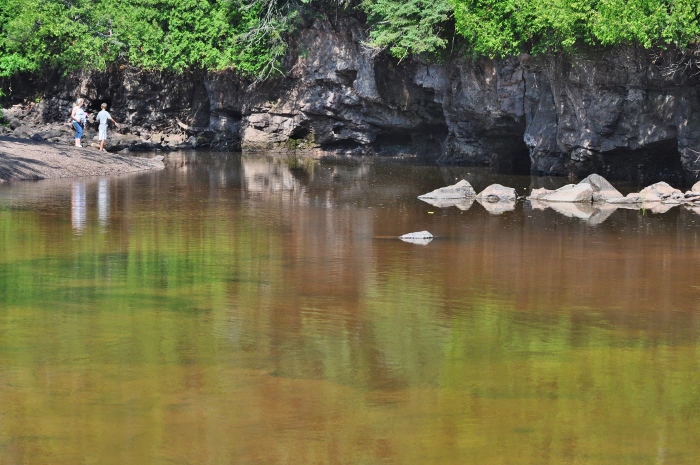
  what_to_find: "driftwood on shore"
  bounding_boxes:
[0,137,164,182]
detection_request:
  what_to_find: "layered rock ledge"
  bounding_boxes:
[0,137,164,182]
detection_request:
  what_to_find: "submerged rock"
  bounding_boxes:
[418,179,476,200]
[476,184,517,203]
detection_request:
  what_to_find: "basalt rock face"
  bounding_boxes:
[4,16,700,184]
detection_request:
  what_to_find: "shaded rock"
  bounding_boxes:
[30,133,45,142]
[419,197,475,210]
[541,183,593,202]
[476,184,517,203]
[579,174,623,202]
[399,231,433,245]
[478,198,516,214]
[12,125,32,138]
[418,179,476,200]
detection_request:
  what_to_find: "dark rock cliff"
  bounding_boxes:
[4,16,700,184]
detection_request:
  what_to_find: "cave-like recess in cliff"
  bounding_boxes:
[482,120,532,175]
[600,139,684,184]
[371,124,449,161]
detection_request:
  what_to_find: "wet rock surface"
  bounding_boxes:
[3,15,700,185]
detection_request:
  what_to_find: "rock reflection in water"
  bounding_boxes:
[477,198,516,214]
[419,197,475,210]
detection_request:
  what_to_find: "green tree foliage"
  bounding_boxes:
[0,0,699,89]
[0,0,298,81]
[447,0,700,58]
[362,0,454,59]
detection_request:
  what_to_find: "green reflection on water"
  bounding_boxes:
[0,160,699,464]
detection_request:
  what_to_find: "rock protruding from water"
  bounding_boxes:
[579,174,624,202]
[399,231,433,245]
[527,174,700,224]
[540,183,594,203]
[639,182,684,203]
[476,184,516,203]
[418,180,476,200]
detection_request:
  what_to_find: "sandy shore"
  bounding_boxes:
[0,137,164,182]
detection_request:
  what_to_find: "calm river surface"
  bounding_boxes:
[1,152,700,464]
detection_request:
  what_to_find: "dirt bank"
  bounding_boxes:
[0,137,164,182]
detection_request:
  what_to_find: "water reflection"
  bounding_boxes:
[419,197,475,210]
[97,178,109,229]
[71,181,86,233]
[1,153,700,464]
[477,198,516,214]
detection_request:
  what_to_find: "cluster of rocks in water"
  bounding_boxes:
[400,175,700,244]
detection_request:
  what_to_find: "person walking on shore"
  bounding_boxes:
[96,103,119,152]
[70,99,88,147]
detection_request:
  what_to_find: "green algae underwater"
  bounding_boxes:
[1,152,699,464]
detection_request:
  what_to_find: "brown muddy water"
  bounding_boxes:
[1,151,700,465]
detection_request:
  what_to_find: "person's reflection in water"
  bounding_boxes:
[71,182,87,234]
[98,178,109,230]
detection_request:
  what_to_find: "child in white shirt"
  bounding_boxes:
[96,103,120,152]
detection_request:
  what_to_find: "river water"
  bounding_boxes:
[1,152,699,464]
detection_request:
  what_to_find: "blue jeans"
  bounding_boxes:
[73,121,83,138]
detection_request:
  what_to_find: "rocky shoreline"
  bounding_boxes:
[4,18,700,186]
[0,137,165,182]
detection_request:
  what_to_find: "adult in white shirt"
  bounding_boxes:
[70,98,88,147]
[96,103,120,152]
